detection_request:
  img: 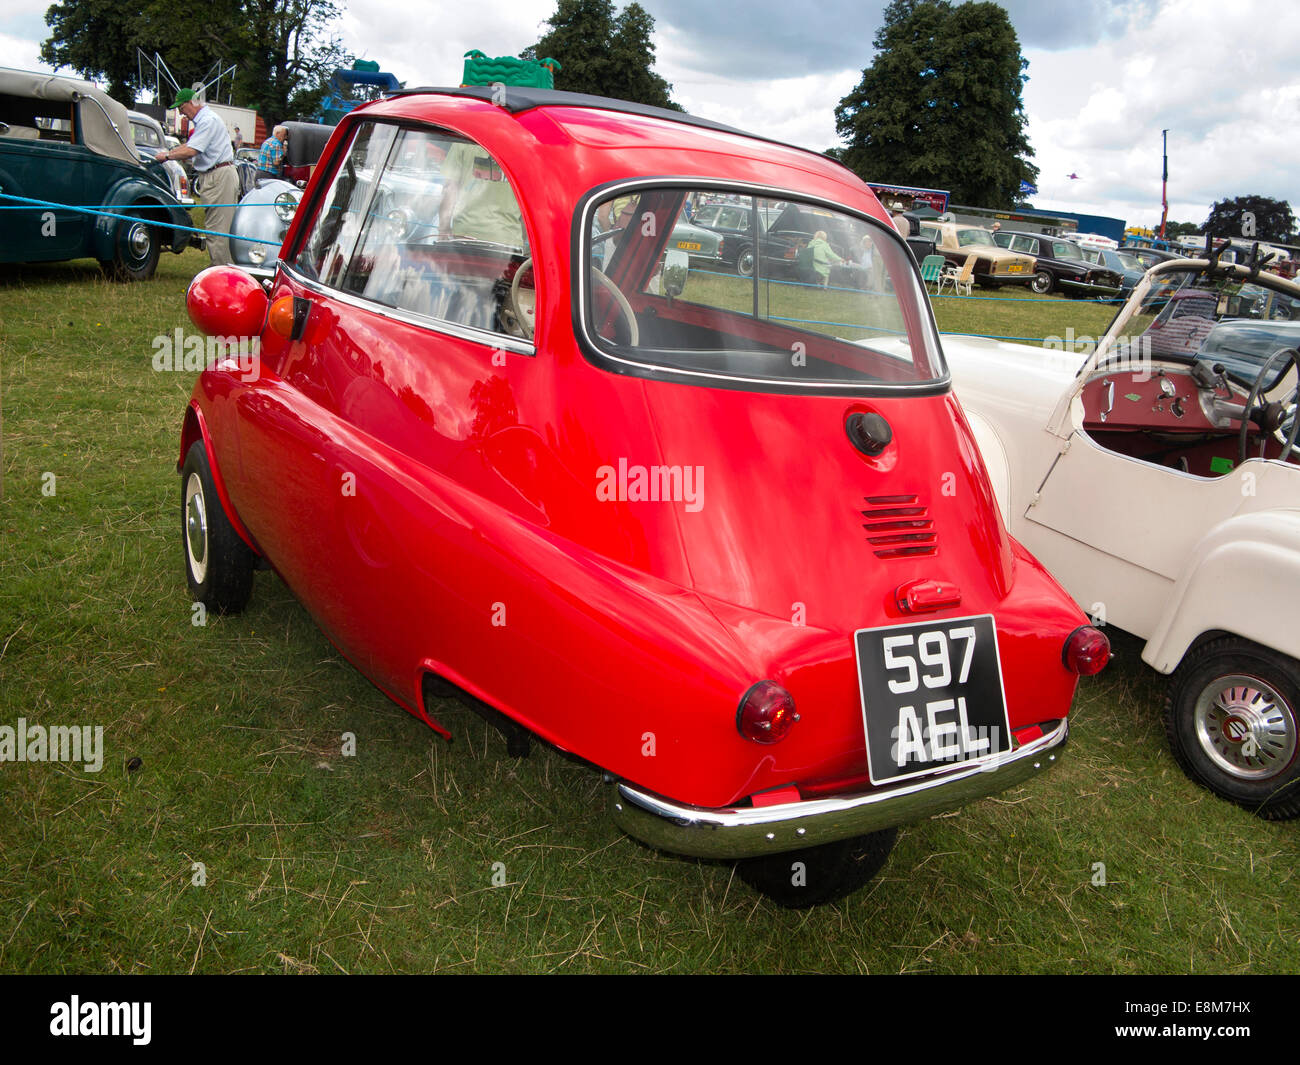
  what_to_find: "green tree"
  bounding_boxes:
[41,0,349,122]
[41,0,151,105]
[1203,195,1296,243]
[834,0,1038,208]
[526,0,681,109]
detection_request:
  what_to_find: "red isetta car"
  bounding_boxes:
[180,87,1108,907]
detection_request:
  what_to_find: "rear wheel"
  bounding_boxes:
[735,828,897,908]
[735,245,755,277]
[181,441,255,613]
[1030,270,1053,295]
[1164,638,1300,819]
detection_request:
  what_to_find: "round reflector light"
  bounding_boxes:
[1063,626,1110,675]
[736,681,799,744]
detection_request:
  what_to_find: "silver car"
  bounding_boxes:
[229,179,302,279]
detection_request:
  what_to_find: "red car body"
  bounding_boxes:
[179,87,1105,905]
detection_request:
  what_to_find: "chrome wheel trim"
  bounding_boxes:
[185,471,208,585]
[1193,673,1298,780]
[126,221,152,259]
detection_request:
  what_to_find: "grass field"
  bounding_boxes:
[1,250,1296,974]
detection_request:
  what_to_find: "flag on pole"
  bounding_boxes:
[1019,181,1037,195]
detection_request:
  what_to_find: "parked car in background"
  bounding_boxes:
[992,229,1122,298]
[692,199,781,273]
[228,178,302,279]
[919,221,1033,286]
[1122,245,1184,270]
[128,109,191,204]
[943,260,1300,818]
[0,68,190,279]
[1081,246,1147,298]
[178,86,1106,907]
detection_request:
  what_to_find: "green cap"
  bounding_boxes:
[170,88,197,110]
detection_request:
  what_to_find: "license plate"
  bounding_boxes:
[1007,264,1024,273]
[855,615,1012,785]
[676,241,702,251]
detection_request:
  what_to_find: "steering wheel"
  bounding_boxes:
[590,266,640,347]
[1238,347,1300,466]
[509,256,537,340]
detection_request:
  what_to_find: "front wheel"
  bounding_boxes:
[1030,270,1053,295]
[181,441,256,613]
[1164,637,1300,819]
[103,215,161,281]
[735,827,897,908]
[735,246,755,278]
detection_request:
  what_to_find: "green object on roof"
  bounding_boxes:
[352,59,380,73]
[461,49,561,89]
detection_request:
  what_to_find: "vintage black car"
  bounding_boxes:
[719,203,865,281]
[0,68,190,279]
[992,230,1122,297]
[691,199,780,274]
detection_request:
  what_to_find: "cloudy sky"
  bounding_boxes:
[3,0,1296,229]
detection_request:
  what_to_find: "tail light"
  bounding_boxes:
[737,681,798,744]
[1063,626,1110,675]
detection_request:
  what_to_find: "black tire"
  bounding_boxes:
[1164,637,1300,820]
[181,441,255,614]
[1030,270,1053,295]
[735,827,897,908]
[735,246,755,277]
[103,214,161,282]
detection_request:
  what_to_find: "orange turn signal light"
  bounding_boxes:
[268,295,297,338]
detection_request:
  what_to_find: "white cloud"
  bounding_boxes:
[3,0,1296,230]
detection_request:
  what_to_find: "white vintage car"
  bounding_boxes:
[941,258,1300,818]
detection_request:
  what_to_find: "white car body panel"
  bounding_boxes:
[941,261,1300,676]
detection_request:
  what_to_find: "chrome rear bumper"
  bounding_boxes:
[611,719,1068,859]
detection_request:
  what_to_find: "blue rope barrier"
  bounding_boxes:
[0,202,250,210]
[0,192,280,245]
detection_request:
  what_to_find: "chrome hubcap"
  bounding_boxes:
[185,472,208,584]
[1194,674,1297,780]
[128,222,151,257]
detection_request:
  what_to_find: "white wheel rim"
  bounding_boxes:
[1193,673,1298,780]
[185,472,208,585]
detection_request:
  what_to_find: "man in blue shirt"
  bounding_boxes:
[256,125,289,181]
[153,89,238,265]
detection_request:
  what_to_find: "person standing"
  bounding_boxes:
[154,89,237,265]
[232,126,243,151]
[256,125,289,181]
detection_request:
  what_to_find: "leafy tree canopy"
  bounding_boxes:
[834,0,1037,208]
[1203,195,1296,244]
[525,0,681,110]
[41,0,350,125]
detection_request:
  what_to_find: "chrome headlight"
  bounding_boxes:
[273,191,299,223]
[247,245,267,265]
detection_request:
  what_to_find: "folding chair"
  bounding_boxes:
[937,254,976,296]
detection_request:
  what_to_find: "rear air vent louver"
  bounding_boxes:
[861,494,937,559]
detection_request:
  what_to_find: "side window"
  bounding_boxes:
[0,93,73,141]
[291,122,532,341]
[1012,235,1036,254]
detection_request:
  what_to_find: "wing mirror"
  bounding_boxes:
[662,250,689,299]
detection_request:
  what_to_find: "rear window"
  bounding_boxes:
[578,184,946,393]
